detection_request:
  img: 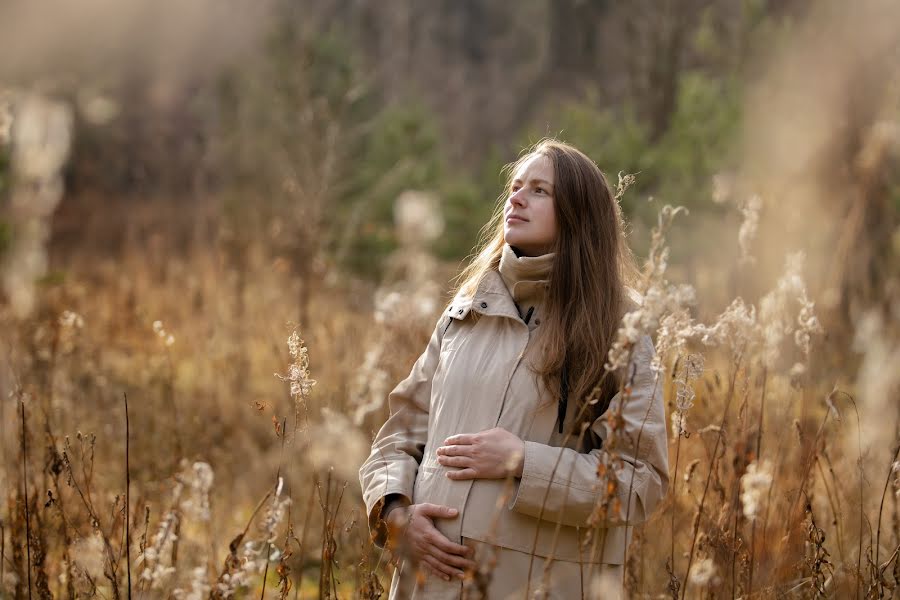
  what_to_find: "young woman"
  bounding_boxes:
[359,139,670,598]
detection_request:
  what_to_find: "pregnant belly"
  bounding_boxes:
[412,457,472,542]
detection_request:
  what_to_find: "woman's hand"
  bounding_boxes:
[386,503,476,581]
[436,427,526,480]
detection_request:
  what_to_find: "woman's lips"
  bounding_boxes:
[506,215,527,223]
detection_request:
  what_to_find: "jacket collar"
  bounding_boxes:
[498,243,554,307]
[445,269,521,322]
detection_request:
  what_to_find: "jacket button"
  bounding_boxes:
[480,302,488,308]
[457,308,463,314]
[535,318,541,325]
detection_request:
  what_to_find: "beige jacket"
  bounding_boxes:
[359,247,669,568]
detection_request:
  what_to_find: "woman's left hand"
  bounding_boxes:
[436,427,525,480]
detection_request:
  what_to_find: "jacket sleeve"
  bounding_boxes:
[358,314,447,547]
[507,334,670,528]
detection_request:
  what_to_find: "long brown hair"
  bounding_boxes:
[452,138,640,429]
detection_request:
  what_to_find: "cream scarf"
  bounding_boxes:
[497,243,554,328]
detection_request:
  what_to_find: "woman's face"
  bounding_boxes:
[503,153,558,256]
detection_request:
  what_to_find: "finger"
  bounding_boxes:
[444,433,476,446]
[428,533,475,558]
[446,468,478,480]
[437,455,473,468]
[421,554,462,581]
[417,521,471,560]
[427,542,477,569]
[437,444,471,457]
[418,559,448,581]
[418,503,459,519]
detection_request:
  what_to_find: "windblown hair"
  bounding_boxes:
[451,138,640,431]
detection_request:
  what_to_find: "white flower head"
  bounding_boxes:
[71,532,106,580]
[59,310,84,329]
[77,90,119,126]
[755,252,823,366]
[11,95,73,180]
[0,91,12,146]
[671,410,688,440]
[711,171,735,205]
[286,331,301,359]
[683,353,705,382]
[139,510,180,588]
[178,461,214,522]
[795,296,823,357]
[276,329,316,401]
[892,461,900,499]
[675,380,695,413]
[692,297,758,359]
[652,302,696,373]
[689,557,719,587]
[737,194,762,265]
[740,460,773,521]
[670,354,703,441]
[394,190,444,246]
[615,171,637,202]
[351,346,390,426]
[374,290,404,326]
[172,566,211,600]
[607,280,697,374]
[260,480,291,544]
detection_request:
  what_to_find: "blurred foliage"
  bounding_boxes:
[331,100,444,274]
[215,15,499,279]
[0,145,7,188]
[212,16,373,288]
[335,101,503,270]
[17,0,777,284]
[538,69,741,266]
[268,55,742,278]
[649,73,741,205]
[430,174,497,263]
[0,221,10,257]
[0,147,8,258]
[5,0,891,304]
[326,68,744,275]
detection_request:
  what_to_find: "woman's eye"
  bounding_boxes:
[535,187,545,194]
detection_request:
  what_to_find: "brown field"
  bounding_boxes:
[2,192,898,598]
[1,1,899,598]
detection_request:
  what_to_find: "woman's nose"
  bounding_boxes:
[509,189,526,207]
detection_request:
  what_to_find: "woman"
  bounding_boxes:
[359,139,669,598]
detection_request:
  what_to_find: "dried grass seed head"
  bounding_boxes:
[740,460,773,521]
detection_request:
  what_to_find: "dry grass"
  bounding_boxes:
[0,194,898,599]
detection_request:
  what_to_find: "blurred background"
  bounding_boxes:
[1,0,898,597]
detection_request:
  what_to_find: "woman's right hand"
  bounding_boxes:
[386,502,477,581]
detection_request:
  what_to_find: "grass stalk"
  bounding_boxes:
[125,393,132,600]
[874,443,900,596]
[747,367,767,598]
[260,417,288,600]
[19,392,33,600]
[681,352,742,600]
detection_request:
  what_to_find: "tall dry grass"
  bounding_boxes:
[0,177,897,598]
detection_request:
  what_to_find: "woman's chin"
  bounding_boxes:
[503,231,527,248]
